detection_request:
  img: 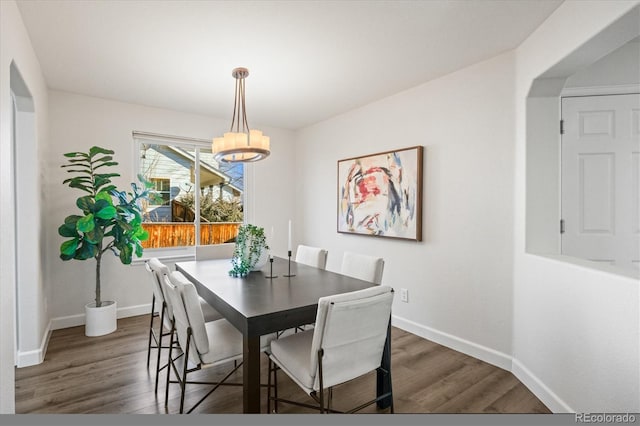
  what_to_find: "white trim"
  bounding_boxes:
[132,130,211,148]
[561,84,640,97]
[391,314,512,371]
[50,303,151,331]
[132,246,195,264]
[512,358,574,413]
[16,320,51,368]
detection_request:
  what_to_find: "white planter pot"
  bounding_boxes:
[251,248,269,271]
[85,300,117,337]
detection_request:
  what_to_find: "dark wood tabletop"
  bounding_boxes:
[175,256,390,413]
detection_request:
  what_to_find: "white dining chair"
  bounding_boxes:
[340,251,385,284]
[267,285,395,414]
[195,242,236,261]
[295,245,328,269]
[145,258,223,394]
[144,260,172,393]
[164,271,276,414]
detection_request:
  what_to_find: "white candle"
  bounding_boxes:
[288,220,292,252]
[270,226,275,259]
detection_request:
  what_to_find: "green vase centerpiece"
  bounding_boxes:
[229,224,269,277]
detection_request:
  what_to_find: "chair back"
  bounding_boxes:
[340,252,385,284]
[195,243,236,261]
[163,271,210,366]
[147,258,173,329]
[295,245,328,269]
[309,286,394,390]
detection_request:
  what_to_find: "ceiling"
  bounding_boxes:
[17,0,562,130]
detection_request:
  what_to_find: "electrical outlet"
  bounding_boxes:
[400,288,408,303]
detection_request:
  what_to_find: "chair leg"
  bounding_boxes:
[388,369,394,414]
[146,295,156,368]
[179,330,192,414]
[317,349,325,413]
[267,358,272,414]
[164,323,175,408]
[273,362,279,413]
[154,303,166,393]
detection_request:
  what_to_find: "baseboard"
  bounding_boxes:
[391,315,512,371]
[50,303,151,331]
[512,358,573,413]
[391,314,574,413]
[16,320,52,368]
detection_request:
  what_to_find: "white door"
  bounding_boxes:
[561,94,640,271]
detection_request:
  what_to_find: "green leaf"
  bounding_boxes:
[96,205,117,220]
[95,173,121,180]
[84,226,104,244]
[58,223,79,238]
[61,169,92,174]
[64,215,82,229]
[75,241,98,260]
[63,152,88,158]
[138,228,149,240]
[89,146,114,158]
[119,244,133,264]
[138,174,154,189]
[95,190,113,204]
[93,199,110,212]
[91,155,113,164]
[65,158,92,164]
[94,175,118,190]
[135,241,144,257]
[93,161,119,170]
[68,181,93,193]
[60,239,79,256]
[63,176,92,185]
[76,196,95,213]
[60,253,74,261]
[76,214,95,233]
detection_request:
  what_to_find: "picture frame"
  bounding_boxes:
[337,146,423,241]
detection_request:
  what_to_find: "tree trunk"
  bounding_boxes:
[95,252,102,307]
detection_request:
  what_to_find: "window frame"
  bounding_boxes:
[133,131,245,252]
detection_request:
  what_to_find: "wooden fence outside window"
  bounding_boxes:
[141,222,241,248]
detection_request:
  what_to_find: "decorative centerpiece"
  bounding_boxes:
[58,146,153,336]
[229,224,269,277]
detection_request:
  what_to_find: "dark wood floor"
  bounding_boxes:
[15,314,550,414]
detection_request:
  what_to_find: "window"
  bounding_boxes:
[149,178,170,205]
[134,132,244,249]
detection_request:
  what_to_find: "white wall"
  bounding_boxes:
[565,38,640,88]
[514,1,640,412]
[46,90,296,326]
[295,51,516,368]
[0,0,49,413]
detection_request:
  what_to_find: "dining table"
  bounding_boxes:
[175,255,392,413]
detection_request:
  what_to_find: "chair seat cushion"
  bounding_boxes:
[269,329,315,391]
[199,319,276,366]
[199,319,243,365]
[199,298,224,322]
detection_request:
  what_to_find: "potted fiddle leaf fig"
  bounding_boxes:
[229,224,269,277]
[58,146,152,336]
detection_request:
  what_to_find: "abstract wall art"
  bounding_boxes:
[337,146,423,241]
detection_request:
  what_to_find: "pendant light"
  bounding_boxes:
[212,67,270,162]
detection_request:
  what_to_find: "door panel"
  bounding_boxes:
[561,94,640,270]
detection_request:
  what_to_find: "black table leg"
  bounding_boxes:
[376,320,392,408]
[243,335,261,413]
